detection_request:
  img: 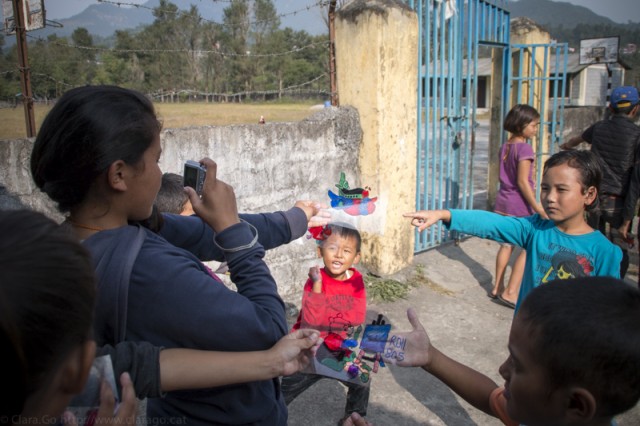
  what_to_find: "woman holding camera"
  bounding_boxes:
[30,85,325,426]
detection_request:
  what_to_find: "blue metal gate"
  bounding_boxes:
[405,0,511,252]
[506,43,569,196]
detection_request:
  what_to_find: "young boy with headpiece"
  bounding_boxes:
[282,222,369,424]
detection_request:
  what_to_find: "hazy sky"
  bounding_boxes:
[6,0,640,24]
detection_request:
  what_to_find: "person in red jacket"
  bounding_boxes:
[283,222,368,424]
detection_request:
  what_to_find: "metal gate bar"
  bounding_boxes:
[507,43,569,197]
[406,0,511,252]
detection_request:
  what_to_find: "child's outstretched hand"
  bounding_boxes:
[270,329,323,377]
[403,210,451,232]
[381,308,431,368]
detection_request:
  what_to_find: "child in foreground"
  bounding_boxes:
[345,277,640,426]
[404,150,622,310]
[0,209,138,425]
[282,222,369,423]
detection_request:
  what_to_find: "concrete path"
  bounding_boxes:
[287,236,640,426]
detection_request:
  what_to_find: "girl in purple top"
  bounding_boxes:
[491,105,548,307]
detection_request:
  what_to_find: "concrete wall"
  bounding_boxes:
[0,107,363,303]
[2,0,423,299]
[335,0,418,275]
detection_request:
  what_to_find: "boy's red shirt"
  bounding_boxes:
[291,267,366,338]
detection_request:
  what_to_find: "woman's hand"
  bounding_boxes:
[269,329,323,377]
[294,200,331,228]
[185,158,240,232]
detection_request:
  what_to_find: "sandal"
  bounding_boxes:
[496,294,516,309]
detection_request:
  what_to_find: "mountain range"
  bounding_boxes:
[2,0,327,45]
[507,0,619,28]
[2,0,636,47]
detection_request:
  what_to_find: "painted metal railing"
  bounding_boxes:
[405,0,511,252]
[507,43,569,197]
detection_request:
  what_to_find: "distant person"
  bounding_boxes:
[155,172,194,215]
[404,150,622,311]
[491,104,547,309]
[381,277,640,426]
[282,223,369,424]
[155,172,226,275]
[0,208,138,425]
[30,84,328,425]
[560,85,640,278]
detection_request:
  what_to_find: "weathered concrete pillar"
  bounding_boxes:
[487,49,505,211]
[335,0,418,274]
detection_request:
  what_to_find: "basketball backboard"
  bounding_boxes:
[3,0,45,35]
[579,36,619,65]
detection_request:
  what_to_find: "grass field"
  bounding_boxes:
[0,100,324,140]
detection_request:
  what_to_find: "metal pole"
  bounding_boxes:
[12,0,36,137]
[328,0,338,106]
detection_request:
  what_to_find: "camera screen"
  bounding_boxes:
[184,165,199,190]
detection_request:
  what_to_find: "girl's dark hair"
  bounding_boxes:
[503,104,540,135]
[518,277,640,418]
[542,150,602,211]
[0,209,96,418]
[30,85,161,213]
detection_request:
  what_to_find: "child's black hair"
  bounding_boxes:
[610,103,638,116]
[30,85,161,213]
[320,222,362,252]
[156,173,189,215]
[0,209,96,418]
[518,277,640,418]
[543,150,602,211]
[503,104,540,136]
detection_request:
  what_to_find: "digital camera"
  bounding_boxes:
[183,160,206,195]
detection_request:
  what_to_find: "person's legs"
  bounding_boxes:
[602,198,629,278]
[343,381,370,418]
[281,372,323,405]
[492,244,513,298]
[501,248,525,305]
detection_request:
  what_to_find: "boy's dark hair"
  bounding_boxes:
[518,277,640,418]
[0,209,96,418]
[156,173,188,214]
[320,222,362,252]
[30,85,161,213]
[543,150,602,211]
[503,104,540,135]
[611,103,637,115]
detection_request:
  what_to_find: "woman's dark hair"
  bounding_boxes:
[542,150,602,211]
[0,209,96,419]
[30,85,161,213]
[518,277,640,418]
[503,104,540,135]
